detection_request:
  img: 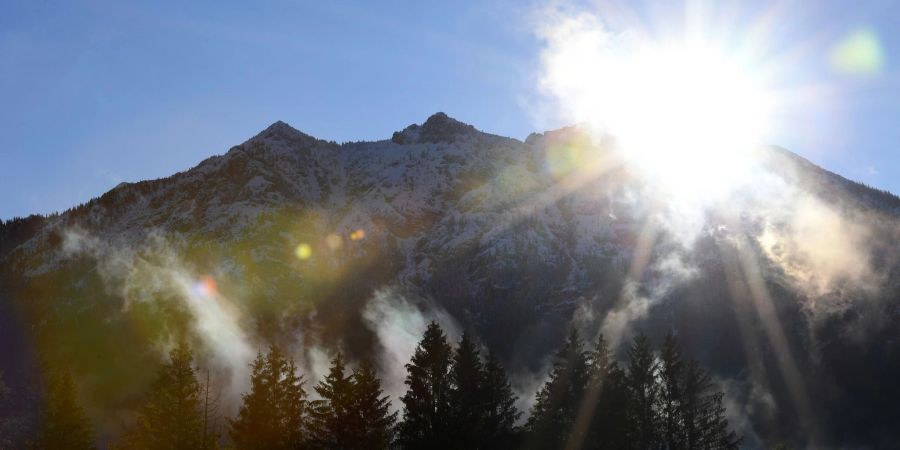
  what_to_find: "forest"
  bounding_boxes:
[0,322,741,450]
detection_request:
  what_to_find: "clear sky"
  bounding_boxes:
[2,0,900,221]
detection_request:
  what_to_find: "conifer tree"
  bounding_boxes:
[230,346,307,450]
[398,321,454,450]
[348,361,397,449]
[309,353,355,449]
[479,351,521,449]
[626,333,659,450]
[681,360,740,450]
[116,343,202,449]
[229,351,276,450]
[447,332,484,449]
[310,355,396,450]
[33,368,94,450]
[525,329,589,449]
[581,334,630,450]
[280,357,307,449]
[659,332,685,450]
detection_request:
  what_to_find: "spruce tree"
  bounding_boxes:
[349,361,397,449]
[626,333,659,450]
[280,357,307,449]
[480,351,521,449]
[681,360,740,450]
[658,332,685,450]
[123,343,202,449]
[525,329,589,449]
[230,351,276,449]
[230,346,307,450]
[594,362,632,450]
[447,332,484,449]
[309,352,354,449]
[398,321,454,450]
[582,334,631,450]
[33,368,94,450]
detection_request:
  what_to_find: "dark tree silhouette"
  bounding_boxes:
[229,352,274,449]
[626,333,659,450]
[229,346,307,450]
[447,332,484,449]
[525,329,589,449]
[398,321,454,450]
[348,360,397,449]
[524,331,741,450]
[309,354,396,449]
[32,368,94,450]
[479,350,521,449]
[279,357,307,449]
[659,331,685,450]
[681,360,741,450]
[118,343,202,450]
[581,334,631,450]
[309,353,354,449]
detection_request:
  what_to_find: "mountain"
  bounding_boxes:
[2,113,900,448]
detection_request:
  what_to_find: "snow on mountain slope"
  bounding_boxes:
[3,112,900,446]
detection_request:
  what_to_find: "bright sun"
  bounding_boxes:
[613,44,770,200]
[541,21,773,203]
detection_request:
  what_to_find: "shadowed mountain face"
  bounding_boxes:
[2,113,900,448]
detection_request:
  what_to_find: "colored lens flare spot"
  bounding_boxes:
[829,27,884,75]
[295,243,313,260]
[350,229,366,241]
[325,233,343,250]
[195,275,218,297]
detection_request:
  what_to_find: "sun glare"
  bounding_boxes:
[617,44,769,198]
[541,19,774,203]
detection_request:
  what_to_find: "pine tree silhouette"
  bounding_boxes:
[526,329,589,450]
[119,343,201,449]
[230,346,307,450]
[310,354,397,449]
[626,333,659,450]
[309,352,355,449]
[229,351,276,449]
[348,360,397,449]
[447,332,484,449]
[579,334,630,450]
[33,368,94,450]
[398,321,453,450]
[279,357,307,449]
[479,350,521,449]
[681,359,741,450]
[659,331,685,450]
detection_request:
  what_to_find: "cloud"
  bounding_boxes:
[361,288,460,403]
[600,248,698,349]
[61,228,256,407]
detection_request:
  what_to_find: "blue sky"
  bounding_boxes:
[2,0,900,220]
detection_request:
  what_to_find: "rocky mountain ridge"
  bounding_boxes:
[3,113,900,447]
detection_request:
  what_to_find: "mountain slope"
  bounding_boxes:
[2,113,900,448]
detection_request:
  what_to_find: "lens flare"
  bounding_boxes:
[194,275,218,297]
[350,229,366,241]
[829,27,884,76]
[325,233,343,250]
[295,243,313,260]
